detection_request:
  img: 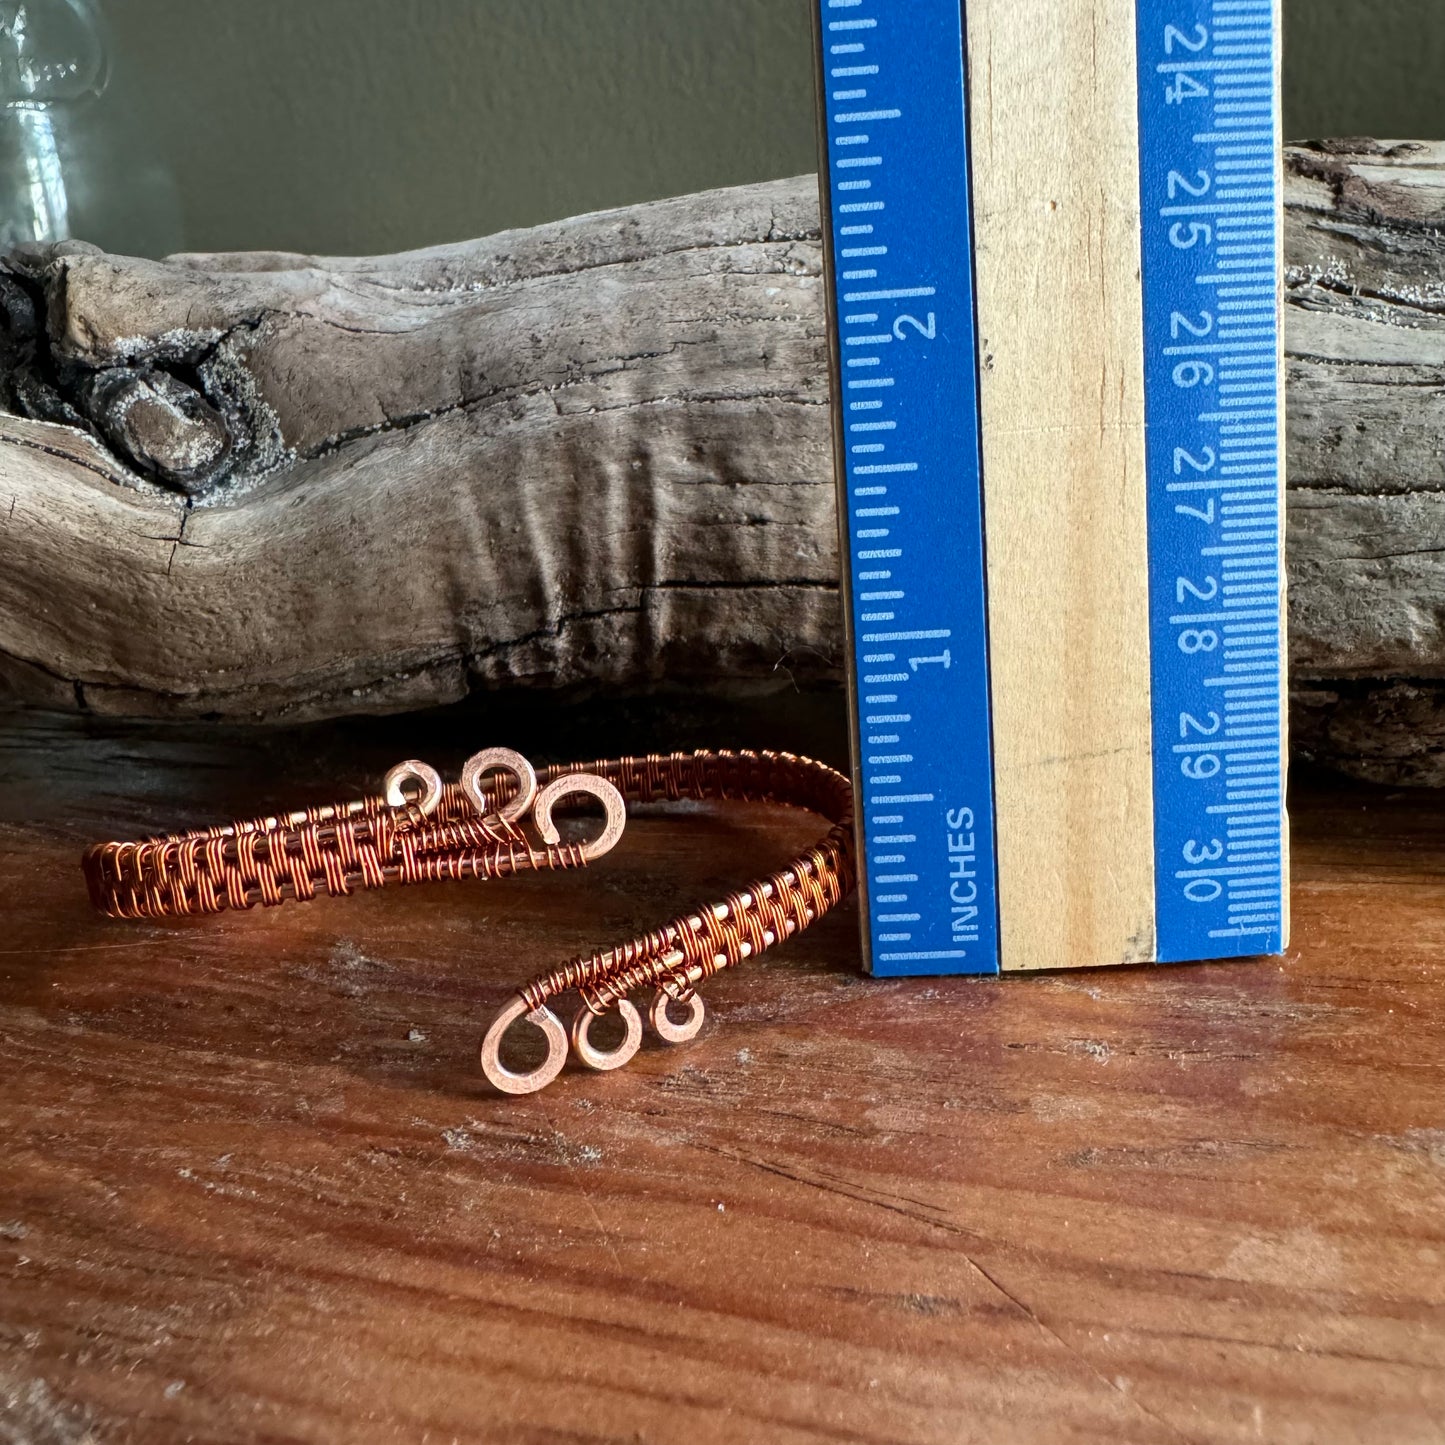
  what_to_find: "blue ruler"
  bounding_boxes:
[1136,0,1287,961]
[814,0,1285,972]
[814,0,999,977]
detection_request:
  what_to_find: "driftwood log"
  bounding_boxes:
[1,140,1443,783]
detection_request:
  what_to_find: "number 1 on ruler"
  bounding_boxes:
[815,0,1000,976]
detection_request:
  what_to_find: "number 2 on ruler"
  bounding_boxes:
[1139,0,1285,958]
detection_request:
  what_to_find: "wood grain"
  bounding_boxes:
[965,0,1156,972]
[1,143,1444,792]
[1,710,1441,1443]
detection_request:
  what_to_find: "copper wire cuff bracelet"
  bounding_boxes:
[82,748,856,1095]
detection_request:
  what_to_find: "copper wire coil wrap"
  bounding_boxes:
[83,748,856,1093]
[81,779,584,921]
[82,748,853,930]
[522,750,855,1013]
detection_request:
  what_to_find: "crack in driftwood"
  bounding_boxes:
[0,143,1444,785]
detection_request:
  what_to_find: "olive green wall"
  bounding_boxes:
[87,0,1445,258]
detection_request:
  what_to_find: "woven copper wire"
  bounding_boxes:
[82,749,856,1014]
[517,750,855,1014]
[81,776,584,921]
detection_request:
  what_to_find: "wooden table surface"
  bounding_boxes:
[1,709,1442,1445]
